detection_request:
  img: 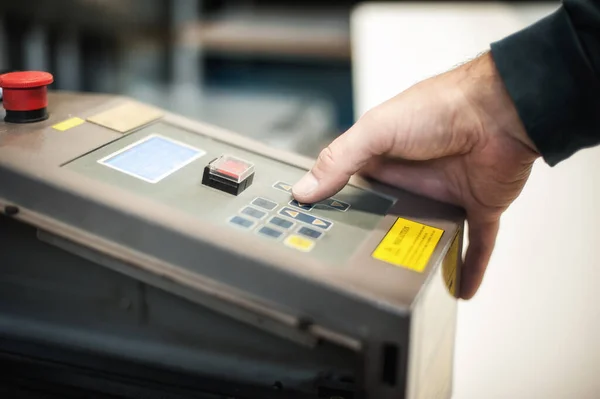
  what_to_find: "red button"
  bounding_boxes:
[0,71,53,89]
[217,159,250,179]
[0,71,54,112]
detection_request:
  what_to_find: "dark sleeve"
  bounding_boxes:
[490,0,600,166]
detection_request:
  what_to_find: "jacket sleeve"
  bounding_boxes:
[490,0,600,166]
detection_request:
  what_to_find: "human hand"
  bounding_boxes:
[292,53,540,299]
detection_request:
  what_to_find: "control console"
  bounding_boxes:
[0,71,465,399]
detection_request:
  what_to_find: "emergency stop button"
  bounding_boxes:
[0,71,54,123]
[202,154,255,195]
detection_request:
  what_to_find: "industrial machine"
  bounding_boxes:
[0,71,464,399]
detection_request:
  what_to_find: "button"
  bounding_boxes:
[268,216,294,230]
[273,181,293,193]
[228,215,255,229]
[0,71,54,123]
[289,199,314,211]
[241,206,267,220]
[284,235,315,252]
[202,155,255,196]
[319,198,351,212]
[252,197,278,211]
[278,207,333,230]
[297,226,323,240]
[257,225,284,240]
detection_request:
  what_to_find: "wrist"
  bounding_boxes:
[458,52,540,157]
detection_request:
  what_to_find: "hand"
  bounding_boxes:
[291,53,540,299]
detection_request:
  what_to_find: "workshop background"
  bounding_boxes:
[0,0,549,158]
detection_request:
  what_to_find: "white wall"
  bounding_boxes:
[352,3,600,398]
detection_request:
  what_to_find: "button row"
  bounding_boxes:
[273,181,350,212]
[279,207,333,230]
[228,213,323,252]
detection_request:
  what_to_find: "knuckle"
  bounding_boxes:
[314,146,337,177]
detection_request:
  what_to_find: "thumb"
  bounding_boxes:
[292,111,392,203]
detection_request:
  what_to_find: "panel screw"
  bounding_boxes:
[4,205,19,216]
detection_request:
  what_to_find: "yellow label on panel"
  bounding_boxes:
[52,117,85,131]
[372,218,444,272]
[442,232,460,297]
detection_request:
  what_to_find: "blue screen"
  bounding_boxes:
[101,135,203,182]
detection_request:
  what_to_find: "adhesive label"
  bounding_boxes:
[442,231,461,297]
[53,117,85,131]
[372,218,443,272]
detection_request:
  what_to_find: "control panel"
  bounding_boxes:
[0,71,465,399]
[64,122,394,266]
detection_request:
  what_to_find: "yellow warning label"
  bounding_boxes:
[442,231,461,297]
[52,117,85,131]
[372,218,444,272]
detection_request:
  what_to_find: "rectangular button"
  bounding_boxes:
[297,226,323,239]
[289,199,314,211]
[284,235,315,252]
[257,225,284,240]
[278,207,333,230]
[228,215,255,229]
[318,198,351,212]
[268,216,294,230]
[241,206,267,220]
[273,181,293,193]
[252,197,278,211]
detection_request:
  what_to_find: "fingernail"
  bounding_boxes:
[293,172,319,197]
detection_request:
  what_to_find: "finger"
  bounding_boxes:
[459,216,500,299]
[292,111,392,203]
[361,158,459,206]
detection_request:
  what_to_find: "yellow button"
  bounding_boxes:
[284,235,315,252]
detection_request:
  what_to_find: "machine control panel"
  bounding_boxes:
[202,154,255,195]
[63,121,395,264]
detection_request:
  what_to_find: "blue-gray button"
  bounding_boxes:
[273,181,293,193]
[257,225,284,239]
[289,199,314,211]
[252,197,278,211]
[317,198,351,212]
[278,207,333,230]
[297,226,323,239]
[268,216,294,230]
[241,206,267,220]
[229,215,255,229]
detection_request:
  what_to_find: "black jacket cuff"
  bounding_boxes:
[490,7,600,166]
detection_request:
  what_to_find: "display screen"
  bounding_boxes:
[98,134,205,183]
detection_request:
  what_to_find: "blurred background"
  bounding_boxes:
[0,0,554,159]
[0,0,359,158]
[6,2,600,399]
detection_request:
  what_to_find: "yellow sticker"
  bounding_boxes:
[372,218,444,272]
[52,117,85,131]
[442,231,461,296]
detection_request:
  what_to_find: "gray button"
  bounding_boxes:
[229,215,255,229]
[257,225,284,239]
[252,197,278,211]
[269,216,294,230]
[289,199,314,211]
[241,206,267,220]
[297,226,323,239]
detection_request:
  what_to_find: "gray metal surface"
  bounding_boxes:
[0,91,465,398]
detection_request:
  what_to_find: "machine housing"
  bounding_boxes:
[0,91,465,399]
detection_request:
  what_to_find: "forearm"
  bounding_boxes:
[490,0,600,166]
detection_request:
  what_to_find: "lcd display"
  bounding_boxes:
[98,134,205,183]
